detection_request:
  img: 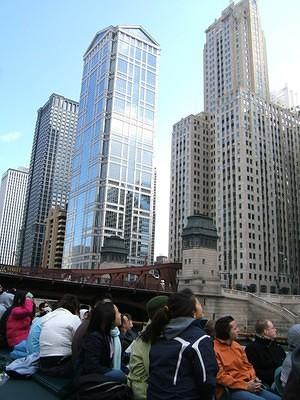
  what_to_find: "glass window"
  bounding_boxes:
[134,66,140,82]
[146,71,155,86]
[114,98,125,113]
[139,218,149,234]
[134,193,139,208]
[146,90,155,105]
[107,187,119,203]
[116,77,126,93]
[143,150,152,165]
[111,140,122,157]
[136,47,142,60]
[148,53,156,67]
[96,98,104,114]
[145,109,154,123]
[105,211,117,228]
[86,71,97,124]
[140,194,150,210]
[119,41,129,56]
[97,78,106,96]
[111,118,123,133]
[109,163,120,180]
[139,244,149,256]
[117,59,127,74]
[89,164,98,180]
[141,172,151,188]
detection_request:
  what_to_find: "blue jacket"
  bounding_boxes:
[148,318,218,400]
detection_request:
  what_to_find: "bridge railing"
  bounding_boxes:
[0,264,174,292]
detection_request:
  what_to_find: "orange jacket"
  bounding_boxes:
[214,339,256,399]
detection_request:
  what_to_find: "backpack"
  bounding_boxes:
[71,373,132,400]
[5,352,40,378]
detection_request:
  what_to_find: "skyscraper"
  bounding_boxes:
[0,167,28,265]
[63,26,159,269]
[17,94,78,269]
[204,0,269,113]
[169,0,300,294]
[203,0,300,293]
[168,113,214,262]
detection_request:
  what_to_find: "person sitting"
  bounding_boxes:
[72,295,113,367]
[79,304,90,321]
[283,344,300,400]
[127,295,168,400]
[245,319,286,387]
[77,301,126,383]
[10,312,48,359]
[120,313,138,352]
[0,284,14,319]
[39,294,81,377]
[37,301,52,317]
[214,316,281,400]
[147,290,217,400]
[281,324,300,387]
[6,290,34,348]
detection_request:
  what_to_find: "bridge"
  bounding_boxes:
[0,263,181,319]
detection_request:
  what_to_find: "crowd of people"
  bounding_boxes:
[0,283,299,400]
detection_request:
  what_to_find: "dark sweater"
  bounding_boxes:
[77,331,113,377]
[245,335,286,385]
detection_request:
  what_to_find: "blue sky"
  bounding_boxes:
[0,0,299,257]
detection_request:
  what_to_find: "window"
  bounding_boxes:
[117,59,127,74]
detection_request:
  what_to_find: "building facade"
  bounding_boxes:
[17,94,78,269]
[204,0,269,113]
[63,25,159,269]
[214,90,300,293]
[0,168,28,265]
[169,0,300,294]
[169,113,214,262]
[41,207,67,269]
[203,0,300,293]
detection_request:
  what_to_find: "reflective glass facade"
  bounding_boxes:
[17,94,78,269]
[63,25,160,268]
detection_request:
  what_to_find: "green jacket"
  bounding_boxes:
[127,336,150,400]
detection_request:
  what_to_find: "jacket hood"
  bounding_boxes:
[164,317,195,340]
[288,324,300,351]
[0,292,14,308]
[292,345,300,377]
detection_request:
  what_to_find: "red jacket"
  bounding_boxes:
[6,298,34,347]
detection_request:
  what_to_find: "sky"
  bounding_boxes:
[0,0,299,258]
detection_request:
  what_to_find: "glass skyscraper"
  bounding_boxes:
[0,167,28,265]
[17,94,79,269]
[63,25,160,269]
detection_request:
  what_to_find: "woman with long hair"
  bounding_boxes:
[6,290,34,347]
[77,301,126,383]
[147,290,218,400]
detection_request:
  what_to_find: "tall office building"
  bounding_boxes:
[63,25,159,269]
[204,0,269,113]
[0,168,28,265]
[17,94,79,269]
[206,0,300,293]
[169,0,300,293]
[169,113,214,262]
